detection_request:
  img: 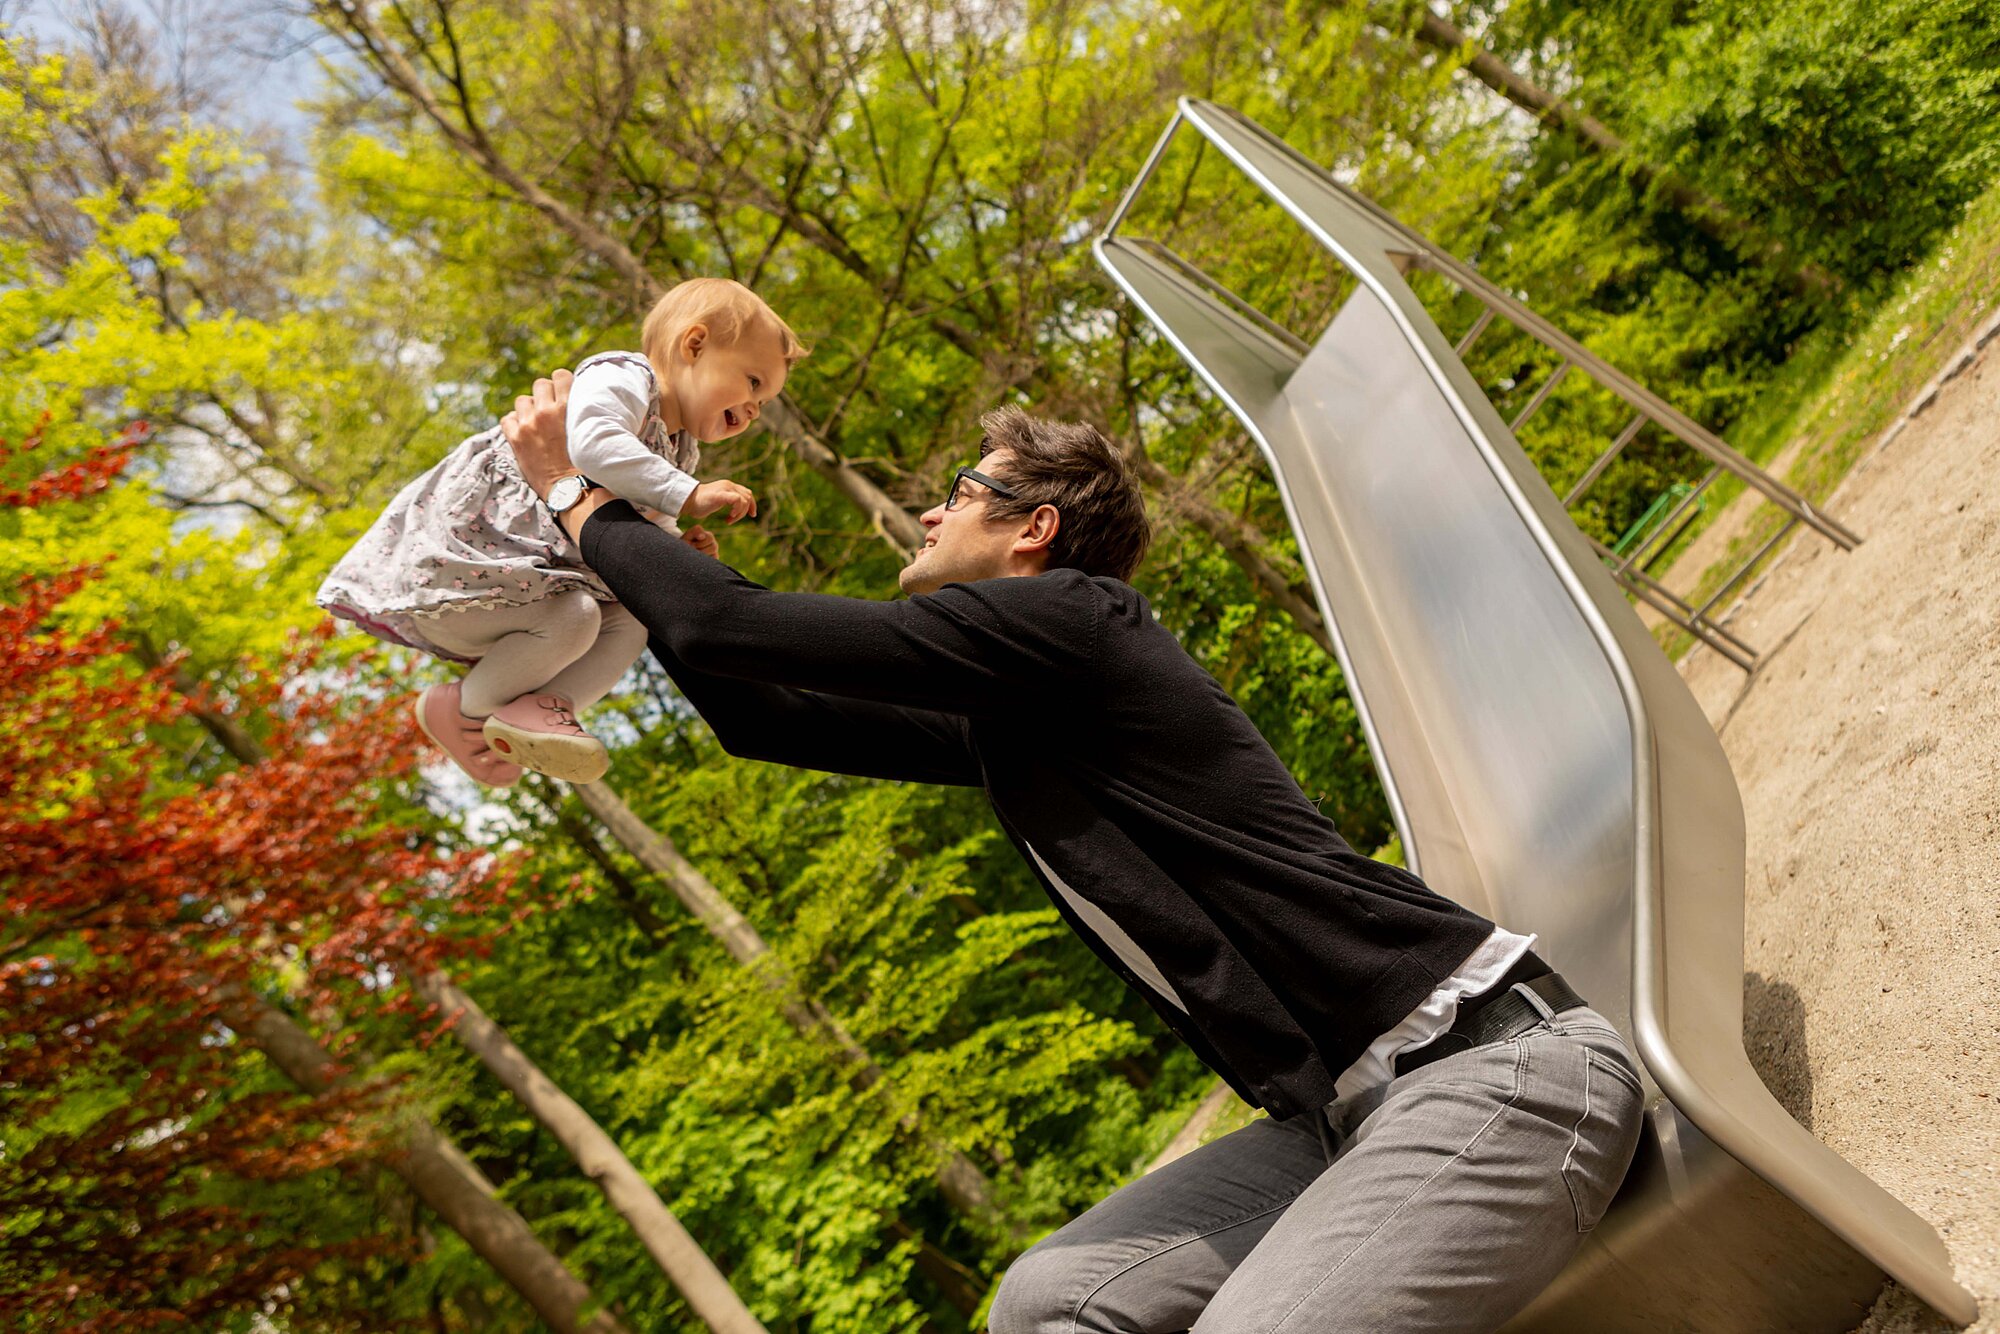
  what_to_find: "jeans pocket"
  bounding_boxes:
[1587,1043,1645,1097]
[1562,1051,1644,1233]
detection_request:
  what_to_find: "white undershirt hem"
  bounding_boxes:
[1329,924,1539,1100]
[1023,841,1537,1106]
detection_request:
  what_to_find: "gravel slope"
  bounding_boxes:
[1676,334,2000,1333]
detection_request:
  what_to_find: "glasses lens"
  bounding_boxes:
[946,470,966,510]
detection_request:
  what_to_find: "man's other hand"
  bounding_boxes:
[682,524,721,559]
[502,369,576,500]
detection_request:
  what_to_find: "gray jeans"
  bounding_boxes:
[990,1000,1644,1334]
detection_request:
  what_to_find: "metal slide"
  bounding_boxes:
[1094,99,1975,1331]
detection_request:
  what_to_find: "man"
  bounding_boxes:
[503,369,1643,1333]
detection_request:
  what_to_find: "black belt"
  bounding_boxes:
[1393,951,1587,1077]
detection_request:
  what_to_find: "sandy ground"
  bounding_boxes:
[1674,338,2000,1332]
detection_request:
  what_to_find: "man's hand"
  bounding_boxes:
[502,369,616,542]
[680,478,758,524]
[501,369,577,499]
[681,524,720,559]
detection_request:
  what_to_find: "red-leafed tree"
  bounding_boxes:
[0,429,510,1329]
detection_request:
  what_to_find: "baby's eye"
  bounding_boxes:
[749,376,762,391]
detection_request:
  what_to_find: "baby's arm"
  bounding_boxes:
[634,503,680,533]
[566,359,700,520]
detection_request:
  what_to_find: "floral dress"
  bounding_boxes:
[316,352,697,663]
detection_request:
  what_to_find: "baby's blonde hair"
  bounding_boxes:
[640,277,809,372]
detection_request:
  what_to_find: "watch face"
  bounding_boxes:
[549,476,584,511]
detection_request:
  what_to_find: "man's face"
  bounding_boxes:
[898,449,1031,595]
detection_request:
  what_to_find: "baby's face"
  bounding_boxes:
[668,324,789,442]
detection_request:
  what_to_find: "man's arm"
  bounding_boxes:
[584,504,1093,715]
[645,631,982,787]
[510,372,624,536]
[505,373,1099,718]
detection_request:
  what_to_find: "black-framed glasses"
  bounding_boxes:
[944,466,1020,511]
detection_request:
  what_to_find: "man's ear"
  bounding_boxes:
[678,323,709,363]
[1014,503,1061,558]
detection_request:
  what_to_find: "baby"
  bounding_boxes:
[317,277,807,786]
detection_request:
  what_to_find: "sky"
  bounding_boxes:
[6,0,327,144]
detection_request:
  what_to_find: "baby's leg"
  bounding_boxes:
[539,601,650,710]
[422,591,604,718]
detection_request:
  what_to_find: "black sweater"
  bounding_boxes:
[582,501,1495,1118]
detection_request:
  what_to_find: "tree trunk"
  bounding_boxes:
[569,780,1019,1240]
[1143,1080,1237,1175]
[412,973,769,1334]
[150,670,726,1322]
[228,992,632,1334]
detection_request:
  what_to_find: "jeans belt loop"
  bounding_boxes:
[1515,979,1558,1022]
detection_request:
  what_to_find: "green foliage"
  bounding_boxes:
[411,758,1201,1327]
[1518,0,2000,286]
[10,0,2000,1324]
[1648,4,1999,279]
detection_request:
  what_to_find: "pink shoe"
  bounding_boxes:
[481,692,609,783]
[414,682,522,788]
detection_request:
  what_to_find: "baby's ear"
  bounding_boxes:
[679,323,709,361]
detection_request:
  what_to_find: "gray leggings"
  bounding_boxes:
[421,591,650,718]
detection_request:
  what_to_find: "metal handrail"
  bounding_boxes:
[1102,101,1863,670]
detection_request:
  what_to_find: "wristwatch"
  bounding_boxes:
[545,473,597,517]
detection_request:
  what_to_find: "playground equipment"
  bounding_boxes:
[1106,107,1861,674]
[1096,99,1975,1332]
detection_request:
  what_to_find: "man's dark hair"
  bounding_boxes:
[977,405,1152,583]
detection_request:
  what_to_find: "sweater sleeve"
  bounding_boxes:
[644,630,983,786]
[580,499,1099,717]
[567,358,700,520]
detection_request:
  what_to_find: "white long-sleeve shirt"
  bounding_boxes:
[566,353,701,521]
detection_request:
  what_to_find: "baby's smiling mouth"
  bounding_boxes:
[723,408,740,429]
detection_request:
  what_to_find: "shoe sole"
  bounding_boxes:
[481,715,609,784]
[413,690,519,788]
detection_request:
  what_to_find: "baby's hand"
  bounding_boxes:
[681,524,720,560]
[681,478,758,524]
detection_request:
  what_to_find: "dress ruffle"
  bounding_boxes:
[316,426,613,661]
